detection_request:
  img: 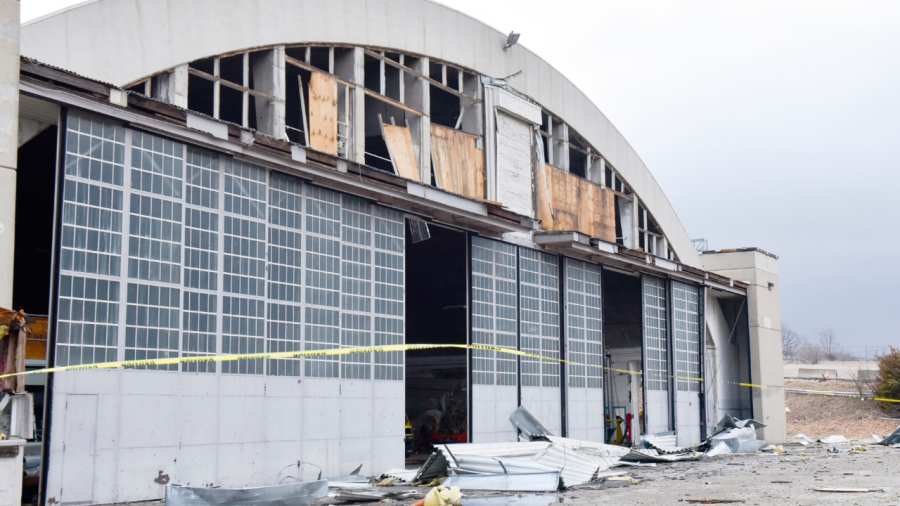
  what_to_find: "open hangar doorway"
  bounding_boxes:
[404,219,469,456]
[600,267,644,445]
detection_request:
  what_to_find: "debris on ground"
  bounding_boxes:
[165,480,328,506]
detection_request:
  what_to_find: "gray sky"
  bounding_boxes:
[22,1,900,353]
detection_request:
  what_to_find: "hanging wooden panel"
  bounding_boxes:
[381,124,420,181]
[308,72,338,155]
[537,163,616,242]
[430,124,485,200]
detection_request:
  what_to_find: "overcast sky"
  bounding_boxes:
[21,1,900,354]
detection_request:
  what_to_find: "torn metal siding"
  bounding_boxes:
[495,111,534,218]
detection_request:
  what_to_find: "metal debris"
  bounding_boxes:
[165,480,328,506]
[442,471,560,492]
[509,406,552,438]
[330,489,421,503]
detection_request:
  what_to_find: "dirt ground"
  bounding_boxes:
[785,379,900,439]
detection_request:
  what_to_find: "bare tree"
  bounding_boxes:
[800,344,824,364]
[781,323,807,361]
[818,327,840,361]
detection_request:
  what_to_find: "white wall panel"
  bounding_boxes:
[495,111,534,218]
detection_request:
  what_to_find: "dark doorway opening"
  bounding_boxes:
[601,268,643,444]
[14,125,58,314]
[404,221,468,455]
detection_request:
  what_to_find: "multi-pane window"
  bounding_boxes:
[185,147,219,209]
[124,283,180,370]
[673,281,701,392]
[130,131,183,199]
[340,196,373,379]
[182,291,217,373]
[56,110,405,380]
[373,207,404,380]
[519,248,560,388]
[221,296,265,374]
[644,276,668,391]
[565,260,602,389]
[64,110,126,186]
[55,275,120,366]
[471,237,518,386]
[128,194,183,284]
[60,181,124,276]
[183,208,218,290]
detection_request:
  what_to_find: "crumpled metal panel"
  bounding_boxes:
[531,444,603,487]
[439,442,551,459]
[543,436,630,458]
[165,480,328,506]
[509,406,552,439]
[443,471,560,492]
[450,455,558,475]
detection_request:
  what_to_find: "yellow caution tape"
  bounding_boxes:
[3,343,898,403]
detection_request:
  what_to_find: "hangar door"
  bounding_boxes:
[518,248,561,435]
[564,258,604,442]
[673,281,702,446]
[642,275,671,435]
[470,236,519,442]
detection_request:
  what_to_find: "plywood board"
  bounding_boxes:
[381,124,420,181]
[308,72,338,155]
[537,163,616,242]
[430,124,484,200]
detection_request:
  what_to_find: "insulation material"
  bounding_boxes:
[381,124,420,181]
[495,111,534,217]
[536,163,616,242]
[430,124,484,199]
[308,72,338,155]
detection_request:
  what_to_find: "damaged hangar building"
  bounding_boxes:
[3,0,784,503]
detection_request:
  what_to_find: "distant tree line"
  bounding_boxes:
[781,324,860,363]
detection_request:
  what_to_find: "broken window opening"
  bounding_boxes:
[365,95,418,173]
[429,61,443,82]
[430,85,463,129]
[568,147,587,178]
[125,80,149,96]
[189,57,215,75]
[284,64,312,145]
[333,47,356,82]
[309,46,331,72]
[219,85,244,126]
[219,54,244,85]
[364,54,381,92]
[384,62,401,102]
[187,73,215,118]
[405,222,468,454]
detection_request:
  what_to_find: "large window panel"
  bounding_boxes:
[565,259,602,389]
[471,236,517,386]
[519,248,560,388]
[644,276,668,391]
[673,281,701,392]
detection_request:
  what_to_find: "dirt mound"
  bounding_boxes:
[785,379,899,439]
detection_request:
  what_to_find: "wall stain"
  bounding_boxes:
[154,471,171,485]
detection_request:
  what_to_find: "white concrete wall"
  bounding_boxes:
[20,0,703,268]
[565,385,604,442]
[46,369,404,504]
[0,0,18,308]
[701,250,785,444]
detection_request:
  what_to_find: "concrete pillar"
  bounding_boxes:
[700,249,785,444]
[152,64,188,109]
[403,56,430,184]
[0,0,20,309]
[251,46,286,139]
[350,47,366,164]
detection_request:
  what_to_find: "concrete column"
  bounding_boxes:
[0,0,20,308]
[700,249,785,444]
[152,64,188,109]
[351,47,366,164]
[403,56,430,184]
[251,46,286,139]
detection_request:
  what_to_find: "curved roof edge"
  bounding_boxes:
[20,0,703,268]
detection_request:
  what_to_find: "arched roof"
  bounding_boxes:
[21,0,702,268]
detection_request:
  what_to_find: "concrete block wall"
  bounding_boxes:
[701,250,786,444]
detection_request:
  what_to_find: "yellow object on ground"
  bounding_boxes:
[423,486,462,506]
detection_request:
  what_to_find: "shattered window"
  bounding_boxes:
[673,281,701,392]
